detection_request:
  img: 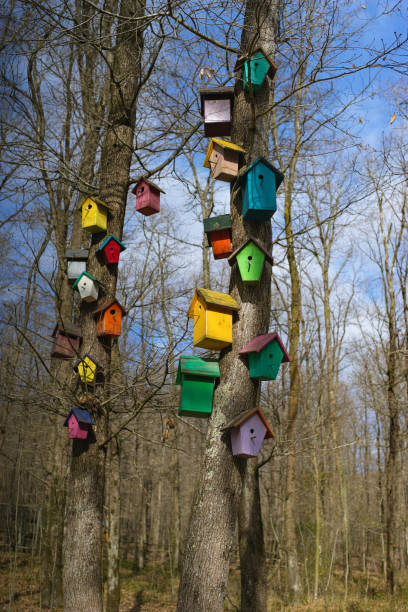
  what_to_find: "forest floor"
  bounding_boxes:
[1,552,408,611]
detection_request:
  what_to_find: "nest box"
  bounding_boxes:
[188,288,240,350]
[228,236,273,285]
[239,333,291,380]
[73,353,102,384]
[132,178,165,216]
[235,47,277,93]
[203,214,232,260]
[222,408,274,457]
[94,299,126,337]
[200,87,234,137]
[176,356,220,417]
[64,408,95,440]
[51,321,81,359]
[203,138,245,182]
[238,157,284,221]
[96,235,126,265]
[72,271,99,302]
[78,196,111,233]
[65,249,89,283]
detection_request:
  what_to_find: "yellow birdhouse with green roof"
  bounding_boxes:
[78,196,111,233]
[188,288,240,350]
[203,138,246,182]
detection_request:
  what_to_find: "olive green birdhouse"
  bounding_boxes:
[176,356,220,417]
[228,236,273,285]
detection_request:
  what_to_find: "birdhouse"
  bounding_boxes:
[235,47,277,93]
[239,333,291,380]
[222,408,274,457]
[200,87,234,137]
[176,356,220,417]
[188,288,240,350]
[203,138,245,182]
[96,235,126,265]
[51,321,81,359]
[72,271,99,302]
[78,196,111,233]
[94,299,126,337]
[228,236,273,285]
[65,249,89,283]
[64,408,95,440]
[203,214,232,260]
[73,354,102,384]
[238,157,284,221]
[131,178,165,216]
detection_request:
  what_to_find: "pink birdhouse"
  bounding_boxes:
[132,178,165,216]
[64,408,95,440]
[222,408,274,458]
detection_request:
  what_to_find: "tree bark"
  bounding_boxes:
[176,2,279,610]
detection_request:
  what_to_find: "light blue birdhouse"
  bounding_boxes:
[238,157,284,221]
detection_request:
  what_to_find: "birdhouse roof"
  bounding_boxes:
[203,138,246,168]
[96,235,126,253]
[203,214,232,237]
[176,356,220,384]
[52,320,81,338]
[199,86,234,115]
[131,178,165,194]
[64,408,95,427]
[235,46,278,78]
[238,157,284,190]
[239,333,291,362]
[65,248,89,260]
[188,288,240,317]
[93,299,127,316]
[73,353,103,372]
[72,271,98,290]
[228,235,273,266]
[77,195,112,211]
[221,407,274,439]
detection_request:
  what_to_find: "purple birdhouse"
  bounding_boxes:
[222,408,274,458]
[64,408,95,440]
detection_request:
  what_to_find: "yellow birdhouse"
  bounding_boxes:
[188,288,240,350]
[73,353,102,384]
[78,196,111,233]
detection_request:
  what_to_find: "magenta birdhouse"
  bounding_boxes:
[96,235,126,265]
[132,178,165,216]
[63,408,95,440]
[222,408,274,458]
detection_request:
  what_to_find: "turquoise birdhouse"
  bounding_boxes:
[238,157,284,221]
[239,333,291,381]
[236,47,277,93]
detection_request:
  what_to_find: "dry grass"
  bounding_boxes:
[1,552,408,611]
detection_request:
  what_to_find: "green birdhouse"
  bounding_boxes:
[235,46,277,92]
[228,236,273,285]
[176,356,220,417]
[239,333,291,381]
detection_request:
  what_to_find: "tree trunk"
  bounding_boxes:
[176,2,279,610]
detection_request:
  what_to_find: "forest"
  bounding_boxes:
[0,0,408,611]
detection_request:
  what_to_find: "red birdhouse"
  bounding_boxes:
[132,178,165,216]
[51,321,81,359]
[94,299,126,337]
[96,235,126,265]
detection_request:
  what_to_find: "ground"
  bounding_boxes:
[1,552,408,611]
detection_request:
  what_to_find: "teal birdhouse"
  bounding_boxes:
[176,356,220,417]
[228,236,273,285]
[239,333,291,381]
[235,47,277,92]
[238,157,284,221]
[235,47,276,92]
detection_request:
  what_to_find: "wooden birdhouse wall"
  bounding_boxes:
[179,375,214,417]
[236,243,266,284]
[191,299,233,350]
[230,412,267,457]
[67,414,89,440]
[210,229,232,260]
[67,260,86,282]
[81,198,108,232]
[243,53,270,91]
[134,180,160,216]
[242,163,277,221]
[249,343,284,380]
[103,240,121,264]
[96,304,123,337]
[51,332,79,359]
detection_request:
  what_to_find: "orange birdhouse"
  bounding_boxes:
[94,299,126,337]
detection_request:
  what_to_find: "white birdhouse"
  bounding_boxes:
[72,271,99,302]
[65,249,89,283]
